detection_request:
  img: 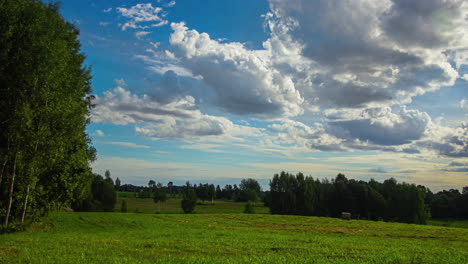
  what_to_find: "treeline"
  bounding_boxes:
[73,171,117,212]
[0,0,95,227]
[429,188,468,219]
[116,178,263,203]
[268,172,430,224]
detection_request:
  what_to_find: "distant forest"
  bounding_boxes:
[89,171,468,225]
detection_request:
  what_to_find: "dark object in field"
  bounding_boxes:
[341,212,351,220]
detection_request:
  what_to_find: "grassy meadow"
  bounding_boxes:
[1,211,467,264]
[117,197,270,214]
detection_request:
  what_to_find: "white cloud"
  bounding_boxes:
[99,22,110,26]
[179,143,225,153]
[165,1,176,7]
[461,99,468,111]
[150,41,160,48]
[265,0,466,110]
[135,50,196,78]
[100,141,151,149]
[169,22,304,119]
[92,85,263,141]
[116,3,168,31]
[93,130,105,137]
[103,8,112,13]
[135,31,151,40]
[114,78,127,87]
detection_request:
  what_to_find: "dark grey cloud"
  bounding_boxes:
[267,0,465,110]
[326,107,429,146]
[382,0,466,48]
[442,167,468,172]
[368,167,388,173]
[449,161,468,167]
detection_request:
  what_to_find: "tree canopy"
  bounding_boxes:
[0,0,95,225]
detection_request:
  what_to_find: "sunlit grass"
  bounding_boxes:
[1,212,467,263]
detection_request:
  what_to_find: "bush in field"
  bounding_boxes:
[120,200,127,213]
[153,184,167,213]
[181,184,197,214]
[244,201,255,214]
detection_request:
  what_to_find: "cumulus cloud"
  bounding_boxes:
[169,22,303,119]
[265,0,466,110]
[415,120,468,157]
[92,85,262,141]
[116,3,168,31]
[135,50,196,78]
[326,107,431,146]
[135,31,151,39]
[96,0,467,159]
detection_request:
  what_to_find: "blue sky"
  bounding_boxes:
[58,0,467,191]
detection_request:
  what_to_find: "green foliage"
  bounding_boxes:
[0,0,94,225]
[153,184,167,213]
[181,184,197,214]
[1,212,467,263]
[244,201,255,214]
[241,189,258,202]
[73,174,116,212]
[269,172,430,224]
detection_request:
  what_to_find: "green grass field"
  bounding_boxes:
[427,219,468,229]
[1,212,467,264]
[117,197,270,214]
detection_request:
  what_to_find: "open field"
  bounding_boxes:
[427,219,468,229]
[1,212,467,264]
[117,197,270,214]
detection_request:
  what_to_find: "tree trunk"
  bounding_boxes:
[0,158,7,193]
[21,184,30,223]
[4,151,18,226]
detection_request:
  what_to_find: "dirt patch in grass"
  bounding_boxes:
[0,247,19,256]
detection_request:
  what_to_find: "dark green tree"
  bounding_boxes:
[181,182,197,214]
[115,177,121,191]
[120,200,127,213]
[153,183,167,213]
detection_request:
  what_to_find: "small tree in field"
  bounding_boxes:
[120,200,127,213]
[244,201,255,214]
[181,183,197,213]
[153,184,167,213]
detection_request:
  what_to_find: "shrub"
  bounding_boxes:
[244,201,255,214]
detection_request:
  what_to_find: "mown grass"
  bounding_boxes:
[427,219,468,229]
[117,197,270,214]
[1,212,467,264]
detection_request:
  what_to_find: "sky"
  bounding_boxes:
[57,0,467,191]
